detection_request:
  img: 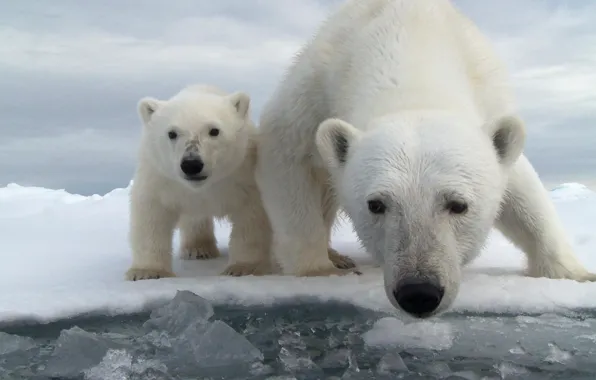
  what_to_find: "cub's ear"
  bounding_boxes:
[315,118,362,170]
[137,97,163,125]
[227,91,251,119]
[486,114,526,167]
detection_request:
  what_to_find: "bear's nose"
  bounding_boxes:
[393,278,444,317]
[180,157,204,176]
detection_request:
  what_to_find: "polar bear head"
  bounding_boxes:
[137,85,252,189]
[316,113,526,318]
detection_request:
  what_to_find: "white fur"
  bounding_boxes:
[255,0,596,317]
[126,84,273,280]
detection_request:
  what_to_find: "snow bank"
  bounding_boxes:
[0,181,595,326]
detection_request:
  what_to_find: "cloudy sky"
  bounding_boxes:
[0,0,595,195]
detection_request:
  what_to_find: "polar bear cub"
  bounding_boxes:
[125,84,273,281]
[255,0,596,318]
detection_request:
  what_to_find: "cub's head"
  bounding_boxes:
[137,87,252,189]
[316,114,526,318]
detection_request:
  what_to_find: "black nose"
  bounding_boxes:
[393,278,444,317]
[180,157,204,176]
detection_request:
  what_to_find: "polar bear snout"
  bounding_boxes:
[180,154,207,181]
[393,277,445,318]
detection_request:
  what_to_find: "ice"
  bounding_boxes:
[143,290,214,335]
[425,361,452,377]
[166,319,263,375]
[496,362,529,378]
[320,348,351,369]
[0,182,595,324]
[363,317,454,350]
[544,342,573,364]
[278,346,320,373]
[42,326,127,378]
[447,371,482,380]
[376,351,408,374]
[84,349,171,380]
[340,353,375,379]
[0,332,36,355]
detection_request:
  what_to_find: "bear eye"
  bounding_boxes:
[167,130,178,140]
[367,199,386,214]
[208,127,220,137]
[447,201,468,215]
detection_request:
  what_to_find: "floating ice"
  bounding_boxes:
[84,349,171,380]
[544,342,572,364]
[376,351,408,374]
[363,317,454,350]
[166,319,263,375]
[42,326,126,378]
[0,332,36,355]
[320,348,351,369]
[143,290,214,335]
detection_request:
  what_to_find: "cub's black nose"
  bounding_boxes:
[393,278,444,317]
[180,157,204,176]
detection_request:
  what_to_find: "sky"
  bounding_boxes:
[0,0,595,195]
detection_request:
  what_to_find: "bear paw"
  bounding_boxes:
[221,261,272,277]
[125,268,175,281]
[180,241,220,260]
[328,248,356,269]
[526,259,596,282]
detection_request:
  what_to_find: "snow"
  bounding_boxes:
[0,181,595,326]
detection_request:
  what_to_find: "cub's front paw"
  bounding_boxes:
[221,261,272,277]
[125,268,175,281]
[328,247,356,269]
[180,241,221,260]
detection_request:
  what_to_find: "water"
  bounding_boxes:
[1,291,596,379]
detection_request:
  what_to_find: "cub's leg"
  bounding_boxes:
[178,216,220,260]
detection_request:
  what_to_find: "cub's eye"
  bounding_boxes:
[367,199,386,214]
[167,130,178,140]
[447,201,468,215]
[208,127,220,137]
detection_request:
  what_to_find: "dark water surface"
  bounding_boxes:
[1,291,596,379]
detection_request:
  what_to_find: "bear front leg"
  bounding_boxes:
[255,153,359,277]
[221,200,273,277]
[495,154,596,282]
[178,216,220,260]
[321,180,357,270]
[126,191,178,281]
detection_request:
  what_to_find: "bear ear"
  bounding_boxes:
[138,97,163,125]
[487,114,527,167]
[316,118,362,170]
[227,91,251,119]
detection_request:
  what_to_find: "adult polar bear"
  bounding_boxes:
[255,0,596,318]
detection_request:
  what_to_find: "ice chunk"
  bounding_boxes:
[142,330,172,348]
[320,348,351,369]
[42,326,125,378]
[446,370,481,380]
[0,332,36,355]
[376,351,408,374]
[496,362,529,378]
[144,290,214,336]
[249,361,275,376]
[363,317,454,350]
[84,349,172,380]
[544,342,572,364]
[278,346,320,373]
[166,320,263,375]
[508,342,527,355]
[340,353,374,379]
[425,361,452,377]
